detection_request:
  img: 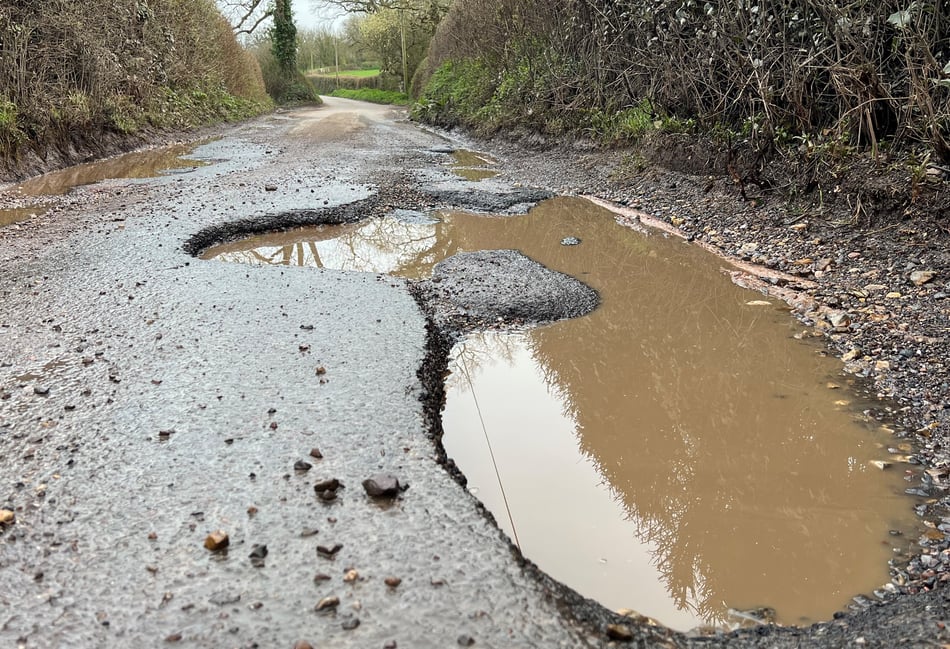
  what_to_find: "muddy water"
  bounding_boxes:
[203,197,918,630]
[0,143,208,228]
[451,150,498,181]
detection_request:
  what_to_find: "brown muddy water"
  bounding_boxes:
[0,142,207,227]
[451,149,498,181]
[202,197,920,631]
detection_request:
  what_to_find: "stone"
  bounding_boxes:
[315,596,340,611]
[317,543,343,558]
[842,348,862,363]
[876,360,891,371]
[828,311,851,331]
[0,509,14,526]
[264,184,278,192]
[293,642,314,649]
[294,460,312,472]
[204,531,229,552]
[344,569,359,583]
[33,385,50,396]
[309,448,324,459]
[911,270,936,286]
[560,237,581,246]
[249,544,268,560]
[314,478,341,493]
[457,635,475,646]
[341,618,361,631]
[362,474,403,498]
[606,624,634,642]
[870,460,893,470]
[384,576,402,588]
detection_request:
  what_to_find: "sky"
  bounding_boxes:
[292,0,349,32]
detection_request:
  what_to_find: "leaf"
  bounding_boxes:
[943,60,950,75]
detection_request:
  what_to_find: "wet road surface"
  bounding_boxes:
[2,98,949,649]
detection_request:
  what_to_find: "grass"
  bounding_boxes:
[330,88,410,105]
[309,68,380,78]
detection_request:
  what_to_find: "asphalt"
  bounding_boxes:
[1,97,949,649]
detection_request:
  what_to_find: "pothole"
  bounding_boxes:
[450,149,498,181]
[1,141,212,228]
[200,195,923,632]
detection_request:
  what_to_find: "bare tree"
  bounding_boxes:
[217,0,273,35]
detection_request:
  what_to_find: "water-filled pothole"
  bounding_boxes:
[202,196,920,631]
[450,149,498,181]
[1,141,210,228]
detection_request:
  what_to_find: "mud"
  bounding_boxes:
[2,96,950,648]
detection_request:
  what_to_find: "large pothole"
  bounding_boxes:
[196,195,923,633]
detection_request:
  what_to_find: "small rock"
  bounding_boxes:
[341,618,361,631]
[560,237,581,246]
[249,544,268,560]
[309,448,324,459]
[841,348,862,363]
[319,490,338,502]
[33,385,50,396]
[165,633,183,643]
[317,543,343,558]
[384,576,402,588]
[344,569,360,583]
[315,596,340,611]
[876,360,891,371]
[264,184,278,192]
[314,478,341,492]
[362,474,404,498]
[158,429,175,439]
[828,312,851,330]
[314,573,332,582]
[457,635,475,646]
[0,510,15,526]
[746,300,772,307]
[606,624,634,642]
[293,642,314,649]
[870,460,892,470]
[204,531,229,552]
[294,460,312,472]
[911,270,937,286]
[886,291,902,299]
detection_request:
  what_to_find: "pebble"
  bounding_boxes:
[344,569,360,583]
[341,618,361,631]
[33,385,50,396]
[457,635,475,646]
[204,531,229,552]
[314,478,342,492]
[249,544,268,559]
[560,237,581,246]
[606,623,634,642]
[309,448,324,459]
[362,474,404,498]
[0,510,14,526]
[315,596,340,611]
[294,460,312,472]
[293,642,314,649]
[911,270,937,286]
[385,576,402,588]
[317,543,343,558]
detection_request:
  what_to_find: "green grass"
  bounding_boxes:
[330,88,410,105]
[309,68,380,78]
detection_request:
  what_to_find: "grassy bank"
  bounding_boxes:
[330,88,410,105]
[0,0,271,178]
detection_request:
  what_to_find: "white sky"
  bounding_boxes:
[293,0,349,31]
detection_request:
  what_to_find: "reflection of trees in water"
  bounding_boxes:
[210,197,894,625]
[522,229,887,624]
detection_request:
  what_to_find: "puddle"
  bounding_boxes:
[0,141,210,228]
[451,149,498,181]
[0,205,50,228]
[203,196,920,630]
[12,142,209,198]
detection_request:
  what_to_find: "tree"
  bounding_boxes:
[217,0,272,35]
[271,0,298,77]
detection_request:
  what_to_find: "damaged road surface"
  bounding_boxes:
[1,97,949,648]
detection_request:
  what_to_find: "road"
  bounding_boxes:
[1,97,949,649]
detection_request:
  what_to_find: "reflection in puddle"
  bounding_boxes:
[203,196,918,630]
[1,142,209,228]
[14,142,209,197]
[451,149,498,181]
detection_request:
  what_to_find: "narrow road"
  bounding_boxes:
[2,98,949,649]
[0,98,608,648]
